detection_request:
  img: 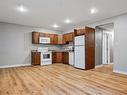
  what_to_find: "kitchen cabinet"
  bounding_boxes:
[33,32,58,45]
[58,35,63,44]
[49,34,58,45]
[32,32,74,45]
[74,29,85,36]
[85,27,95,70]
[63,32,74,44]
[32,32,40,44]
[63,52,69,64]
[52,52,63,63]
[39,32,46,37]
[40,33,58,45]
[50,34,54,44]
[31,51,41,65]
[52,52,69,64]
[53,34,58,44]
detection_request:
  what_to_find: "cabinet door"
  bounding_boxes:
[52,52,56,63]
[31,52,40,65]
[85,27,95,70]
[63,32,74,43]
[56,52,63,63]
[63,34,69,43]
[50,34,58,45]
[74,29,85,36]
[63,52,69,64]
[53,34,58,44]
[58,35,63,44]
[85,46,95,69]
[35,52,41,65]
[63,35,66,44]
[32,32,40,44]
[50,34,54,44]
[52,52,63,63]
[68,32,74,42]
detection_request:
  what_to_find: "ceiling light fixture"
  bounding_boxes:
[17,4,28,13]
[90,8,98,14]
[65,19,71,23]
[52,24,59,28]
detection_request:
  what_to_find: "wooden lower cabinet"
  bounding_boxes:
[31,51,41,65]
[62,52,69,64]
[52,52,69,64]
[52,52,63,63]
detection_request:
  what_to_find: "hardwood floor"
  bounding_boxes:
[0,64,127,95]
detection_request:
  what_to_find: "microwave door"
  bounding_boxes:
[39,37,50,44]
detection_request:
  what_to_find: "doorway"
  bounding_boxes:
[95,23,114,68]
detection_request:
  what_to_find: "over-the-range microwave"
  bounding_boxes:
[39,37,50,44]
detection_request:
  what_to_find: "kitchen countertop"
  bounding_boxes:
[31,50,40,52]
[48,50,74,52]
[31,50,74,52]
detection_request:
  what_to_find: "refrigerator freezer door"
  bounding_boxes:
[75,35,85,46]
[74,46,85,69]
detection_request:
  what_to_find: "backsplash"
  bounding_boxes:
[32,44,61,51]
[31,43,74,52]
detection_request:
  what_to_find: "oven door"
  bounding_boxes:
[41,52,52,65]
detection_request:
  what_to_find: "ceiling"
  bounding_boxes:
[0,0,127,32]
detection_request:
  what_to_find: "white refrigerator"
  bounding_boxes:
[74,35,85,69]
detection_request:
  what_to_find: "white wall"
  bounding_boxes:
[95,27,103,66]
[0,22,62,67]
[114,14,127,74]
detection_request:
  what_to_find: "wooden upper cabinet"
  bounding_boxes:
[85,27,95,46]
[63,32,74,44]
[58,35,63,44]
[49,34,54,44]
[33,32,58,45]
[74,29,85,36]
[39,32,46,37]
[32,32,74,45]
[32,32,40,44]
[50,34,58,45]
[53,34,58,44]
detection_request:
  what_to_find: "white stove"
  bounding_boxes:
[37,47,52,65]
